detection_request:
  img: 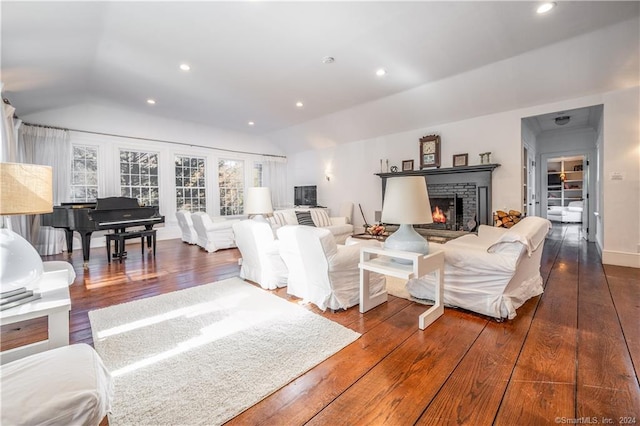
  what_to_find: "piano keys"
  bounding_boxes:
[41,197,165,266]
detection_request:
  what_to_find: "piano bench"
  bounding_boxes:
[106,229,157,263]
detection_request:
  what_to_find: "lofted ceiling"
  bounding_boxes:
[1,1,639,151]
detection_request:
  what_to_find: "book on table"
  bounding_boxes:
[1,287,27,299]
[1,288,42,311]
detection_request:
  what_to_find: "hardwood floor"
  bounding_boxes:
[2,224,638,424]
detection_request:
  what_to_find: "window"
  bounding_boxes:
[218,159,244,215]
[253,162,263,187]
[71,145,98,202]
[120,150,159,207]
[175,155,206,212]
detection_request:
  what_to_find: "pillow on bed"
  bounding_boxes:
[567,201,583,212]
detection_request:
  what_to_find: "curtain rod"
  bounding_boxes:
[22,122,287,159]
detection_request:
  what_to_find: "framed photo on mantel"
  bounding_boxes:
[420,135,441,169]
[453,153,468,167]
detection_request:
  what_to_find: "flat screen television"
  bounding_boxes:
[294,185,317,207]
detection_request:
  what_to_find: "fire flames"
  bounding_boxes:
[432,206,447,223]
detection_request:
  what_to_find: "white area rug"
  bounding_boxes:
[89,277,360,426]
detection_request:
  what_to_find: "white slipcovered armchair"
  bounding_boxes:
[175,210,197,244]
[190,212,239,253]
[407,216,552,320]
[277,225,385,311]
[232,220,288,290]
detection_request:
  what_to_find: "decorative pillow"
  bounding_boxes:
[295,211,316,227]
[269,211,288,227]
[310,209,331,227]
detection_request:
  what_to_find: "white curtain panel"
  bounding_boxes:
[0,100,29,238]
[19,125,72,255]
[262,157,288,210]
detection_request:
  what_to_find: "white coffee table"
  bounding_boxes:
[1,269,71,364]
[358,246,444,330]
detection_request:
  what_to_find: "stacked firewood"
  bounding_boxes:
[494,210,522,228]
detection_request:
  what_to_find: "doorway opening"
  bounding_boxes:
[545,155,586,224]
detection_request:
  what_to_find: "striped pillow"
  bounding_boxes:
[269,211,288,226]
[295,211,316,227]
[310,209,331,227]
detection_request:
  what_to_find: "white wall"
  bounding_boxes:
[288,109,524,230]
[288,87,640,268]
[595,113,605,252]
[601,88,640,267]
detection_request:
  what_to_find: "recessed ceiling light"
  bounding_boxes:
[376,68,387,77]
[146,99,156,105]
[248,121,255,126]
[296,101,304,108]
[180,63,191,71]
[322,56,335,64]
[536,2,556,14]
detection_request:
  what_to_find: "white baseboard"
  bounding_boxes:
[602,250,640,268]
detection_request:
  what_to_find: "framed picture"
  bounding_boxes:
[419,135,441,169]
[402,159,414,171]
[453,153,468,167]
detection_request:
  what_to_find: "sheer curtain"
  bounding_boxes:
[19,125,71,255]
[1,97,29,238]
[262,157,287,209]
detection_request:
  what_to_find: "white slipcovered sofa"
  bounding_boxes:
[232,219,288,290]
[547,201,583,223]
[190,212,239,252]
[277,225,385,311]
[407,216,552,320]
[1,344,113,426]
[268,208,353,244]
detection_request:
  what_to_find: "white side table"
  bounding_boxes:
[1,269,71,364]
[359,246,444,330]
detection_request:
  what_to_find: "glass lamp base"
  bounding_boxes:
[383,224,429,264]
[0,228,44,292]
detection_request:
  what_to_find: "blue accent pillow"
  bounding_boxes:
[295,211,316,227]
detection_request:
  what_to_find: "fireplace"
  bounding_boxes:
[425,194,463,231]
[378,163,499,229]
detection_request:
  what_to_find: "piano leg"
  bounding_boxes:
[145,225,153,251]
[80,231,93,269]
[63,229,74,255]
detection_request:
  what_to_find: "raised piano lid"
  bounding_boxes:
[95,197,143,210]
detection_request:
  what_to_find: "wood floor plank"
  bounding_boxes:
[605,264,640,381]
[495,236,580,423]
[416,295,539,425]
[306,310,488,425]
[494,382,575,425]
[577,244,640,419]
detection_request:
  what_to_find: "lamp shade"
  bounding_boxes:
[0,163,53,292]
[381,176,432,225]
[0,162,53,215]
[245,187,273,215]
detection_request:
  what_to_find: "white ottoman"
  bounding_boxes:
[1,344,113,426]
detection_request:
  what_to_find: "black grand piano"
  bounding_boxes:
[41,196,165,266]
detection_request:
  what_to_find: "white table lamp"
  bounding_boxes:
[381,176,432,256]
[0,163,53,292]
[245,187,273,222]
